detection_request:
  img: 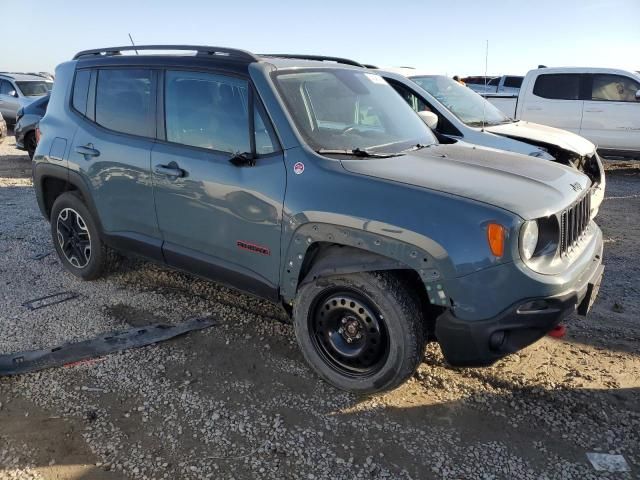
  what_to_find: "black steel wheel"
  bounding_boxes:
[293,271,425,394]
[310,290,389,377]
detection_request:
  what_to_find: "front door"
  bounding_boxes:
[0,79,20,122]
[580,73,640,152]
[151,70,285,299]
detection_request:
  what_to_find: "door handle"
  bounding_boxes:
[154,163,185,178]
[526,107,542,111]
[585,108,603,113]
[75,144,100,158]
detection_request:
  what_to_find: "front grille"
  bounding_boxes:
[559,191,591,255]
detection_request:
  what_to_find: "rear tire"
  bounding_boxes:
[293,271,425,394]
[50,192,118,280]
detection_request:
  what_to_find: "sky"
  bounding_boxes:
[1,0,638,76]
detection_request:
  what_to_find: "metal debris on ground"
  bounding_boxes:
[22,291,79,310]
[586,453,630,472]
[0,316,216,376]
[30,251,52,260]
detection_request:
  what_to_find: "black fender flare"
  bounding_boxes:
[299,245,407,287]
[280,223,447,305]
[33,163,104,233]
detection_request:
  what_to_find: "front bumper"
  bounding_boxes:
[435,237,604,367]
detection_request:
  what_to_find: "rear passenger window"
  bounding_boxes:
[72,70,91,115]
[533,74,580,100]
[165,71,250,154]
[95,69,154,137]
[504,76,523,88]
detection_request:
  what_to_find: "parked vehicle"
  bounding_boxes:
[464,75,524,95]
[0,112,7,143]
[0,73,53,124]
[35,46,604,393]
[373,68,605,216]
[15,94,49,159]
[484,67,640,157]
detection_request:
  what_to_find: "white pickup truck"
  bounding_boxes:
[485,67,640,157]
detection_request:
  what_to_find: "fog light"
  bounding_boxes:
[489,330,506,350]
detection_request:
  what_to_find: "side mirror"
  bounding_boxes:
[418,110,439,130]
[8,90,17,98]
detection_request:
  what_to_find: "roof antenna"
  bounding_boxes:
[481,39,488,132]
[128,33,139,55]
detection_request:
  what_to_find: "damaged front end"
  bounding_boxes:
[499,135,606,217]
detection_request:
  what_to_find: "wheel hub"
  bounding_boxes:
[310,290,389,377]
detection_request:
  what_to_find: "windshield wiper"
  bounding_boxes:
[403,143,431,153]
[317,148,404,158]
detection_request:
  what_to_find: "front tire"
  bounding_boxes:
[293,271,425,394]
[50,192,116,280]
[25,131,37,160]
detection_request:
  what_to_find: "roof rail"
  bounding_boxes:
[261,54,365,68]
[362,64,379,69]
[73,45,260,62]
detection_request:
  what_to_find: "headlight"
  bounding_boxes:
[529,150,555,161]
[520,220,539,261]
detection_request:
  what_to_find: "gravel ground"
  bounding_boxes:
[0,134,639,480]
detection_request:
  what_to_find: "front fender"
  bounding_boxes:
[280,222,452,306]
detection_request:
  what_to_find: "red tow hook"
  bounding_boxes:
[547,324,567,338]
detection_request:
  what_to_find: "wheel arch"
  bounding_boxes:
[280,223,451,309]
[34,163,103,233]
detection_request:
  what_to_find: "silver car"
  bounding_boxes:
[0,73,53,124]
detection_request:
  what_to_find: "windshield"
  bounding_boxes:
[410,75,512,126]
[16,81,53,97]
[273,69,436,155]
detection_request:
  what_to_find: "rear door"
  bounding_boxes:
[580,73,640,151]
[67,67,162,260]
[519,73,584,133]
[151,69,285,299]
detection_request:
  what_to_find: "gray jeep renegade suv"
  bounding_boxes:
[34,46,604,393]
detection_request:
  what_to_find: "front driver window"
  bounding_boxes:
[165,71,277,156]
[591,74,640,102]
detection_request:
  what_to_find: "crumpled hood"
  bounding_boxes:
[485,121,595,156]
[340,143,590,220]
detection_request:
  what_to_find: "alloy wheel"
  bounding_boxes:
[56,207,92,268]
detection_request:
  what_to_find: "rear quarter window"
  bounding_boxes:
[72,70,91,115]
[532,74,581,100]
